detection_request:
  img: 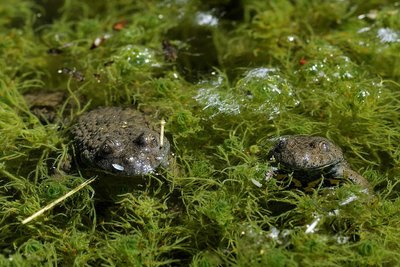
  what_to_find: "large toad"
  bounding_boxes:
[267,135,371,191]
[71,107,170,177]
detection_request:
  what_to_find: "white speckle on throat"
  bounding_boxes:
[112,163,125,171]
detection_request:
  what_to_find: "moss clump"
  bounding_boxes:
[1,0,400,266]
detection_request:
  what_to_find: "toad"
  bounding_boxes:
[267,135,371,191]
[71,107,170,177]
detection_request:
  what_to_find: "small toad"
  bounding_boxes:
[71,107,170,177]
[267,135,371,191]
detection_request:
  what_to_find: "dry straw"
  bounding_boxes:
[22,177,96,224]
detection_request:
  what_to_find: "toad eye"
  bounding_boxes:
[100,139,119,155]
[318,141,330,152]
[135,132,158,148]
[276,139,287,150]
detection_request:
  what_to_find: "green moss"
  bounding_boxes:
[1,0,400,265]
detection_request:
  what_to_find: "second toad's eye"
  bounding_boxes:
[276,139,287,151]
[319,141,330,152]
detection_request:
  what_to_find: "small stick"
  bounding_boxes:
[160,119,166,148]
[22,177,96,225]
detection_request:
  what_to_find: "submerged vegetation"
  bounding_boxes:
[1,0,400,265]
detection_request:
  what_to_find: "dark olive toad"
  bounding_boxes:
[267,135,371,191]
[71,107,170,177]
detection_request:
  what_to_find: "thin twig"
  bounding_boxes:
[22,177,96,224]
[160,119,166,148]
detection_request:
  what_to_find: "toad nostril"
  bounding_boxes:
[309,141,316,148]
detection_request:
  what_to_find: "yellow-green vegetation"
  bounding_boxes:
[1,0,400,266]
